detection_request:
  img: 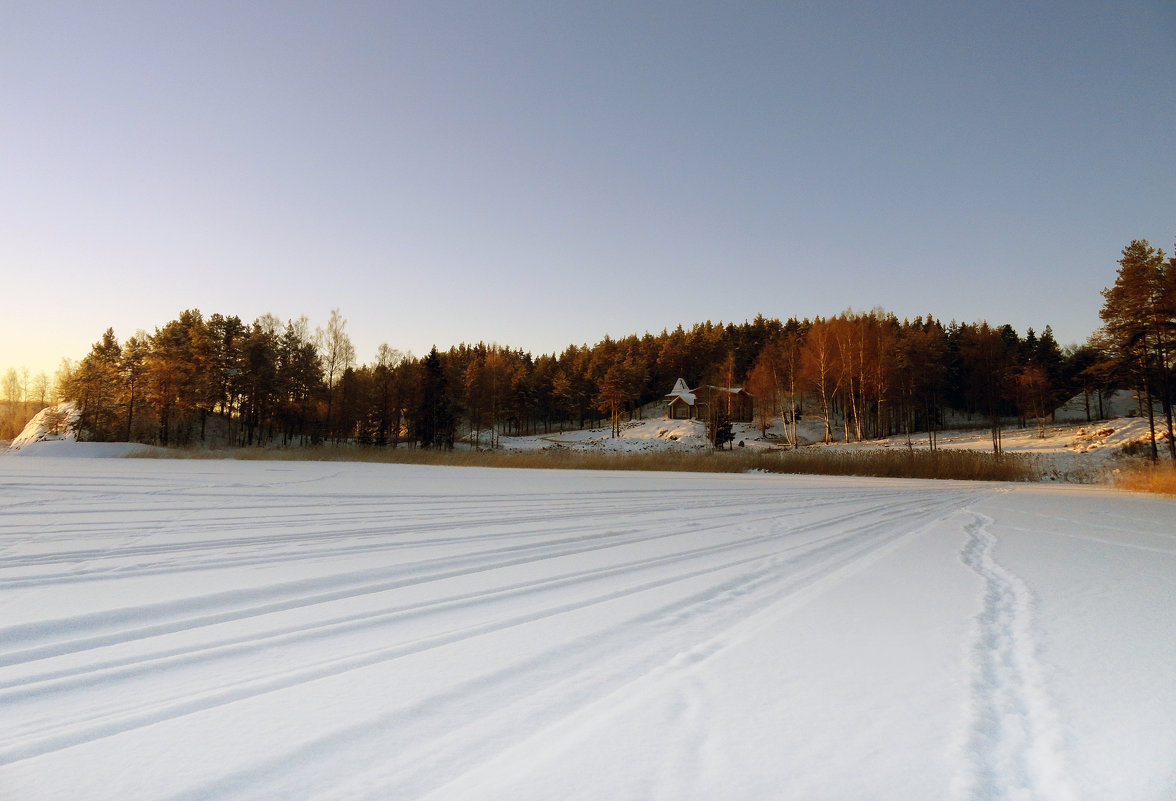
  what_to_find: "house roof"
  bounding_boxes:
[694,384,751,397]
[665,378,753,407]
[665,377,696,405]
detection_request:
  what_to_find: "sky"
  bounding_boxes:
[2,1,1174,382]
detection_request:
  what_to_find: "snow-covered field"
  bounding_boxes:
[1,456,1174,800]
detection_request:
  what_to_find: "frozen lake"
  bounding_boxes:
[1,457,1174,800]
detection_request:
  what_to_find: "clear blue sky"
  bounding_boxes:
[3,1,1174,380]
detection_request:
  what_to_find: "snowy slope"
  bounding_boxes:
[8,402,78,449]
[1,458,1173,800]
[499,413,1164,482]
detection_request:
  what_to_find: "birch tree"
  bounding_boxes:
[801,318,838,443]
[319,309,356,442]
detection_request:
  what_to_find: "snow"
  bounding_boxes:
[810,416,1165,482]
[665,377,696,407]
[1052,388,1146,422]
[499,417,714,452]
[6,403,167,458]
[9,440,162,458]
[1,456,1174,800]
[490,411,1166,482]
[8,402,79,450]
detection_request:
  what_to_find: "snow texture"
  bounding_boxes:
[1,456,1174,800]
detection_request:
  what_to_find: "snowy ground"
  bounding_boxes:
[817,416,1164,483]
[496,410,1162,484]
[1,456,1174,800]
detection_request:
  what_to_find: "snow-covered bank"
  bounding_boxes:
[4,403,166,458]
[6,440,162,458]
[497,413,1164,483]
[1,458,1173,800]
[9,397,1168,486]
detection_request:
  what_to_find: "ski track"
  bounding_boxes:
[153,494,971,801]
[0,465,986,799]
[958,509,1077,801]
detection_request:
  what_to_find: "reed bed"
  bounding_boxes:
[137,444,1043,483]
[750,448,1040,482]
[1114,464,1176,496]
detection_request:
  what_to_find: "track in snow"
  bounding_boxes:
[0,462,982,800]
[958,509,1076,801]
[4,460,1174,800]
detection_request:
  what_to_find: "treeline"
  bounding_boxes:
[53,236,1175,456]
[58,307,1101,451]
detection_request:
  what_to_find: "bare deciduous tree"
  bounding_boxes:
[318,309,355,442]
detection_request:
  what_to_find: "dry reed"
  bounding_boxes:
[133,444,1042,482]
[1114,464,1176,496]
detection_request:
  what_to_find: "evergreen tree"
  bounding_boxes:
[72,328,122,441]
[595,364,630,438]
[417,347,455,449]
[706,407,734,449]
[371,344,405,447]
[958,323,1013,455]
[120,333,152,442]
[1099,239,1175,461]
[239,320,279,446]
[277,317,324,445]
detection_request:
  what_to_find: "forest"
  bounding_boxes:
[12,238,1175,462]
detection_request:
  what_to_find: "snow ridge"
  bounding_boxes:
[958,510,1077,801]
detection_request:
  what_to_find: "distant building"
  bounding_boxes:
[665,378,753,422]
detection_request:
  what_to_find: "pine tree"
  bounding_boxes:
[595,364,630,438]
[417,347,455,449]
[120,333,151,442]
[70,329,122,441]
[959,323,1012,455]
[1099,240,1175,461]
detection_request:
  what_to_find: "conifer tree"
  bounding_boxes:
[417,347,455,449]
[959,323,1011,455]
[1099,239,1175,461]
[595,364,629,438]
[71,329,122,441]
[120,333,151,442]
